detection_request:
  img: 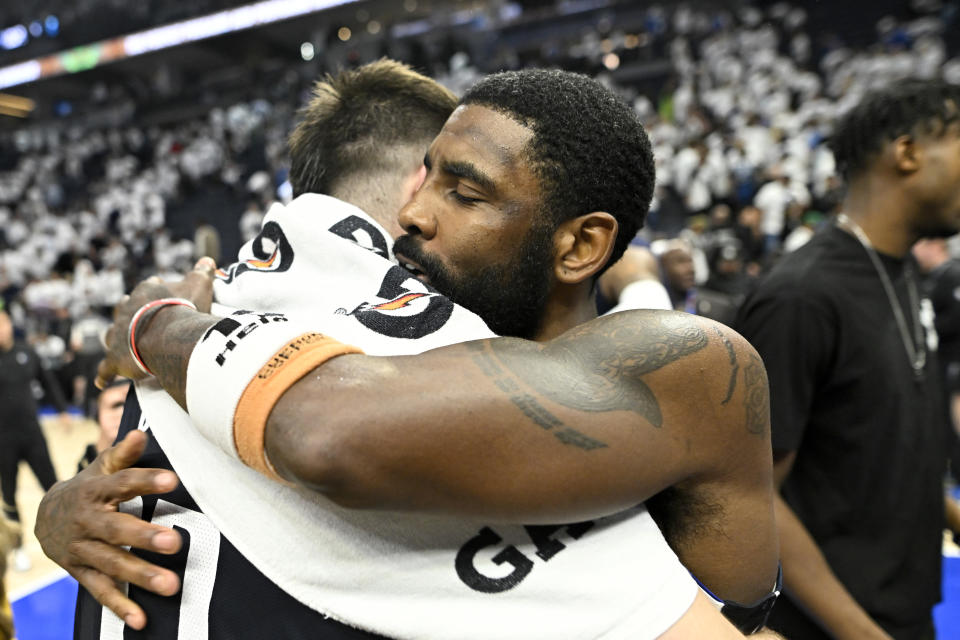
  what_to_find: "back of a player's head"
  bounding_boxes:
[460,69,655,274]
[288,59,457,197]
[832,79,960,180]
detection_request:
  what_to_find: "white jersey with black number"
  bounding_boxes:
[131,194,697,639]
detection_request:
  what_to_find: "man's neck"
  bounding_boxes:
[841,180,917,258]
[533,288,599,342]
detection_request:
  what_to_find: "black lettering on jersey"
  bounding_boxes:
[524,521,595,561]
[455,527,534,594]
[217,222,295,284]
[345,266,454,339]
[328,215,390,258]
[456,521,595,593]
[200,311,289,367]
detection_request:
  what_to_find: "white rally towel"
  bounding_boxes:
[136,193,697,639]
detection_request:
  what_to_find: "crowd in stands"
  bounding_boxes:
[1,0,959,415]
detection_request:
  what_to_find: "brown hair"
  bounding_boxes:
[288,59,457,197]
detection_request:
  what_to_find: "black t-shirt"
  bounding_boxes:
[0,341,67,438]
[74,393,387,639]
[735,224,946,639]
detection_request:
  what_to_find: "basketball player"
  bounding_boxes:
[41,66,779,638]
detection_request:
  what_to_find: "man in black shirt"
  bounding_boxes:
[736,80,960,640]
[0,309,69,571]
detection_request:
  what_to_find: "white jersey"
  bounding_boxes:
[136,193,697,639]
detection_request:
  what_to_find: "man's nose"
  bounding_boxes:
[397,195,437,239]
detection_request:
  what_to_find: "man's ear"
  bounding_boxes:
[402,164,428,202]
[892,135,921,175]
[553,212,618,284]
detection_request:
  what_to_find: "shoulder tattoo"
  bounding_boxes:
[488,313,708,428]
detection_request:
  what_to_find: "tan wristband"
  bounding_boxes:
[233,332,363,480]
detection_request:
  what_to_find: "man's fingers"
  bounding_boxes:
[95,358,117,390]
[72,539,181,596]
[89,468,179,506]
[73,565,149,630]
[98,430,149,474]
[182,257,217,311]
[77,507,181,554]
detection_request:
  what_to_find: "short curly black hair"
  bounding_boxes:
[461,69,655,274]
[831,79,960,180]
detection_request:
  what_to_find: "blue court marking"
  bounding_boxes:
[11,574,76,640]
[935,556,960,638]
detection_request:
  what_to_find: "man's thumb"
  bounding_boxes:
[102,430,148,473]
[194,256,217,277]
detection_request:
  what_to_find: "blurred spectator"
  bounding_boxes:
[240,199,265,243]
[704,239,753,299]
[0,310,69,573]
[783,210,826,253]
[754,168,809,254]
[598,245,672,314]
[914,237,960,484]
[0,517,13,640]
[66,310,110,411]
[734,205,766,276]
[653,239,697,313]
[193,218,222,265]
[655,237,743,325]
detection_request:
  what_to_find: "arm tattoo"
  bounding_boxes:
[713,327,739,405]
[490,314,708,428]
[466,343,607,451]
[743,354,770,436]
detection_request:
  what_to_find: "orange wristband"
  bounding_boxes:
[233,332,363,480]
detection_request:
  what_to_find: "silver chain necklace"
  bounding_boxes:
[837,214,926,380]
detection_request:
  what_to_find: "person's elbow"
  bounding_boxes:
[264,410,382,509]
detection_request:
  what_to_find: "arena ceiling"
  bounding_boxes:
[0,0,502,123]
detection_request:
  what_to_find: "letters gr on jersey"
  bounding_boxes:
[327,215,390,258]
[338,265,455,340]
[455,521,595,594]
[215,221,295,284]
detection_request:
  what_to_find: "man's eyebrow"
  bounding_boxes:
[440,160,497,193]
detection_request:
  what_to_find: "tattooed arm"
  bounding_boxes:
[103,285,777,603]
[103,278,769,528]
[261,309,779,605]
[263,310,770,524]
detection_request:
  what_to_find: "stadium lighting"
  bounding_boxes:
[0,25,28,51]
[0,92,35,118]
[44,16,60,37]
[0,61,41,88]
[0,0,357,90]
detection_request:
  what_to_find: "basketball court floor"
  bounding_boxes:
[5,416,960,638]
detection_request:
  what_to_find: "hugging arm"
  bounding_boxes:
[123,301,764,524]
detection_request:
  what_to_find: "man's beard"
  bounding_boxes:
[392,224,555,340]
